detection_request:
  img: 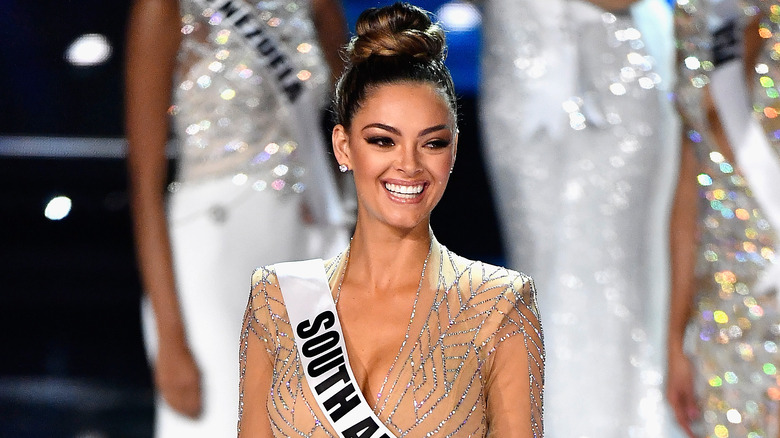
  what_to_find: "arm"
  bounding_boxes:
[485,280,544,437]
[125,0,202,418]
[238,279,275,437]
[311,0,348,83]
[666,132,700,438]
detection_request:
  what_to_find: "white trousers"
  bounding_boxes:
[142,175,328,437]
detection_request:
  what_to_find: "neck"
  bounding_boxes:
[345,220,432,293]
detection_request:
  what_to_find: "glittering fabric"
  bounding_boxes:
[172,0,330,194]
[142,1,346,435]
[753,1,780,161]
[238,236,544,436]
[480,0,674,436]
[675,0,780,436]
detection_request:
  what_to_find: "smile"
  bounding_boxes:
[384,182,425,199]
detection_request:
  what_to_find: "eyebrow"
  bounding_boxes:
[361,123,450,137]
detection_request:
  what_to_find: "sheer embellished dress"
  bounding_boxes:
[239,237,544,436]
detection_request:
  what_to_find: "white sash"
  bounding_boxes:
[274,260,398,438]
[190,0,345,229]
[710,60,780,299]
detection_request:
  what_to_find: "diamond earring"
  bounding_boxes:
[339,164,349,173]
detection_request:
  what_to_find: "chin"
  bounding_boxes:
[381,214,429,232]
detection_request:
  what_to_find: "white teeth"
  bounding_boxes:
[385,182,424,196]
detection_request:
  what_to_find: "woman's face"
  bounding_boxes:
[333,82,457,232]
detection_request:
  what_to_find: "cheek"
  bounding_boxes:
[434,155,454,179]
[351,152,385,178]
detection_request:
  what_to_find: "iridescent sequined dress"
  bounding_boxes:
[140,1,344,436]
[675,0,780,436]
[238,236,544,436]
[480,0,676,435]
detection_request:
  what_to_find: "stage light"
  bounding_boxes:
[44,196,72,221]
[65,34,113,66]
[436,1,481,32]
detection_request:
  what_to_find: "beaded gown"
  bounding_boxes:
[238,236,545,437]
[675,0,780,436]
[480,0,677,436]
[140,0,345,436]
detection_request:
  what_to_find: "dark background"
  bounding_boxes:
[0,1,501,436]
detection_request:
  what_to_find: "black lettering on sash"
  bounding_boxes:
[713,20,739,66]
[233,12,250,27]
[343,417,389,438]
[218,1,242,18]
[297,311,335,339]
[314,363,351,394]
[258,38,277,56]
[302,330,340,357]
[323,383,360,421]
[308,347,345,378]
[245,29,263,40]
[283,82,303,101]
[203,0,303,102]
[269,54,285,68]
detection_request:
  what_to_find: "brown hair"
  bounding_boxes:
[333,2,457,129]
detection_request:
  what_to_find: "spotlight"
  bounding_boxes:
[65,34,113,66]
[436,1,481,32]
[44,196,72,221]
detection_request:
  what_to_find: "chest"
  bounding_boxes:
[267,299,491,435]
[267,336,487,437]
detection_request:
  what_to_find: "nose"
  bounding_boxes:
[395,143,422,176]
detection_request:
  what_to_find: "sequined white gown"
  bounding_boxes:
[480,0,677,436]
[675,0,780,436]
[141,1,345,436]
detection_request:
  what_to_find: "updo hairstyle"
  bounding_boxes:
[333,2,458,130]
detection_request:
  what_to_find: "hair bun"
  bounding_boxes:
[347,2,446,64]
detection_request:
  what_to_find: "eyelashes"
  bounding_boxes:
[365,136,394,147]
[363,137,451,149]
[425,140,451,149]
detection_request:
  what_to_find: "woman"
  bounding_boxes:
[480,0,676,435]
[668,0,780,437]
[238,3,544,436]
[125,0,347,435]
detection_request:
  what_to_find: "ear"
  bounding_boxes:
[332,124,351,168]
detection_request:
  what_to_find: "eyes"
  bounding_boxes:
[365,136,451,149]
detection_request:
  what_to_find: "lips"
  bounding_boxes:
[384,182,425,200]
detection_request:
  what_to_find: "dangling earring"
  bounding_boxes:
[339,164,349,173]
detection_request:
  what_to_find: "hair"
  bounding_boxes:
[333,2,457,130]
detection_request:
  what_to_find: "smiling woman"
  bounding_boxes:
[332,83,456,230]
[238,3,544,437]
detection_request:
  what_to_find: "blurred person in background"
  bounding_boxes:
[668,0,780,436]
[124,0,348,435]
[480,0,678,436]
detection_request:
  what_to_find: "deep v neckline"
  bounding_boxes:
[331,242,434,411]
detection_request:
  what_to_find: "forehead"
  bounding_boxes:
[355,82,454,128]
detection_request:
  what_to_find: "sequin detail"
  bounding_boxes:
[238,237,544,436]
[675,0,780,436]
[172,0,329,194]
[481,1,672,436]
